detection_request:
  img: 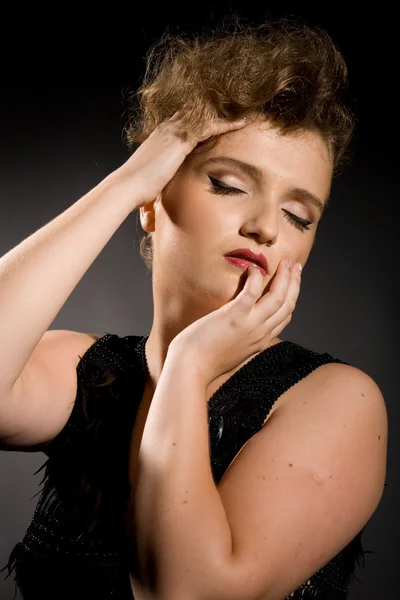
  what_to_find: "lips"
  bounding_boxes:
[225,248,268,274]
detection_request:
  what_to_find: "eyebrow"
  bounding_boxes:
[199,155,327,215]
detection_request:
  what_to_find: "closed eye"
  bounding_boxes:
[208,175,243,194]
[208,176,313,232]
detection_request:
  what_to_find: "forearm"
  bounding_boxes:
[130,350,233,599]
[0,168,140,395]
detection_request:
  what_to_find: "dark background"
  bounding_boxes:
[0,2,397,599]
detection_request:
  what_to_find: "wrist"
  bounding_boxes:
[166,341,211,386]
[103,166,149,213]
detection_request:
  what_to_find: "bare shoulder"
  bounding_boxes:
[0,329,105,452]
[278,360,386,415]
[298,361,386,410]
[272,361,388,476]
[316,362,387,438]
[264,360,388,474]
[266,360,387,432]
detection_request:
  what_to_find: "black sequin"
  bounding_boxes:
[1,333,381,599]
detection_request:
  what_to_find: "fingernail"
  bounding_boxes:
[297,263,302,273]
[286,260,292,271]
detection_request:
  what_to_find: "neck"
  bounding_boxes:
[143,325,282,397]
[144,274,282,394]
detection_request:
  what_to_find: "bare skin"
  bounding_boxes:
[140,117,332,399]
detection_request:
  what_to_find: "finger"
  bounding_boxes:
[269,258,293,295]
[166,109,185,122]
[234,264,266,313]
[270,311,293,339]
[196,117,248,142]
[251,259,291,319]
[166,109,248,146]
[258,261,301,329]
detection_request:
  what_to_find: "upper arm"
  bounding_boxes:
[209,363,388,600]
[0,329,103,451]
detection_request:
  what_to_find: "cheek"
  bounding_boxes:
[153,191,204,270]
[296,237,315,267]
[161,181,221,239]
[279,231,315,269]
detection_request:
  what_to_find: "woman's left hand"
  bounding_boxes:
[168,259,302,386]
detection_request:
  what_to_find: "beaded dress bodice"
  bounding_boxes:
[1,333,374,599]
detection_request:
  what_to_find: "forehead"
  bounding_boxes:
[208,120,330,168]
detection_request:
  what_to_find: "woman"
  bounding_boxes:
[0,16,387,600]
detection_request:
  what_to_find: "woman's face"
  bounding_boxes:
[140,118,333,314]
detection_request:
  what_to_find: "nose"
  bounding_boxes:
[240,203,279,246]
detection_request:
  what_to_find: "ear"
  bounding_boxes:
[139,200,156,233]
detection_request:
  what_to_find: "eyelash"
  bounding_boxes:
[208,176,312,232]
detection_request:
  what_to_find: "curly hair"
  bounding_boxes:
[124,16,355,272]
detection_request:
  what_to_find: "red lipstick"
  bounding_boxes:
[224,248,268,276]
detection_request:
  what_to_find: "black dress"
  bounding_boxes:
[1,333,376,599]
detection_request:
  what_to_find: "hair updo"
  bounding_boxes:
[124,16,355,272]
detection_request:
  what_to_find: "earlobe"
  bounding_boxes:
[139,201,156,233]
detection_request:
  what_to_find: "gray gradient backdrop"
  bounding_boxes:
[0,2,397,599]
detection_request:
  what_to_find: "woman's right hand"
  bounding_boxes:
[117,108,249,210]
